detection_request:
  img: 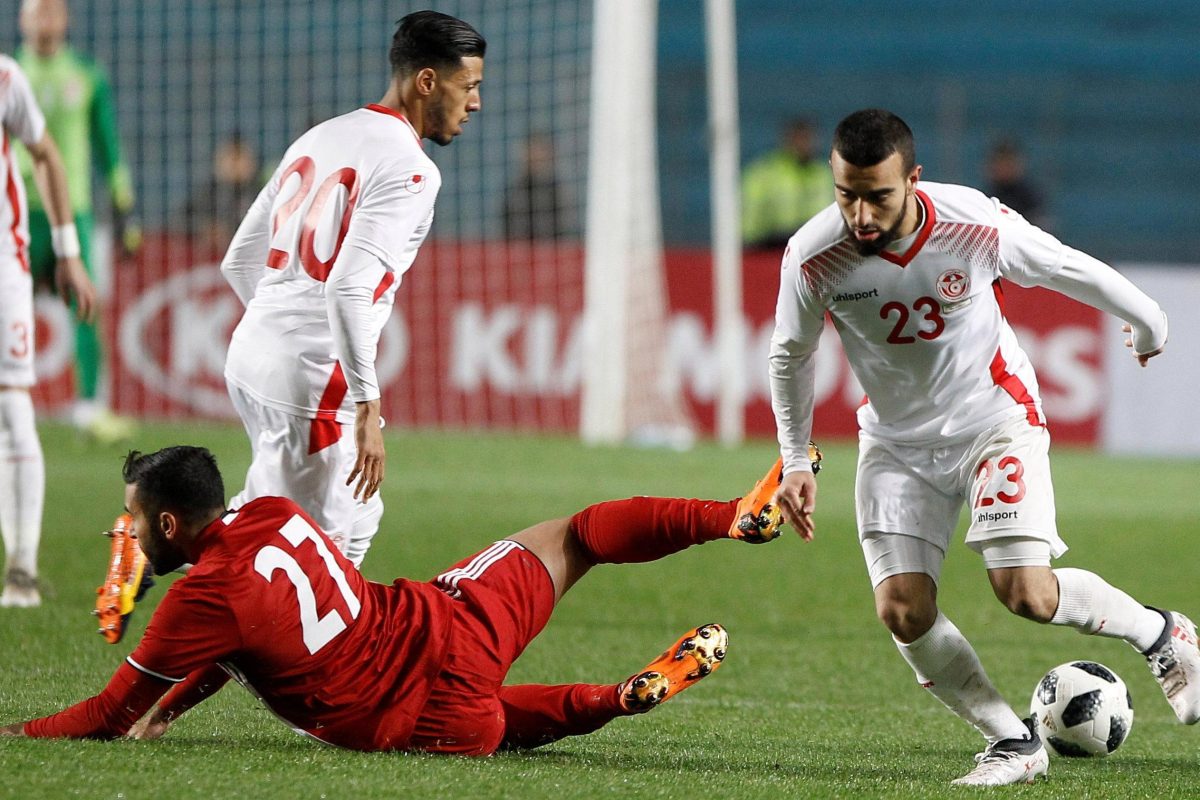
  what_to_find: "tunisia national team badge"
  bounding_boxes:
[936,269,970,302]
[403,174,426,194]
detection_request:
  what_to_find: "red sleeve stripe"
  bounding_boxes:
[126,656,187,684]
[989,347,1045,427]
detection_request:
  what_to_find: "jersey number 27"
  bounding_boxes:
[254,514,362,655]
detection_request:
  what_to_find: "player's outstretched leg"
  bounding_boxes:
[1046,568,1200,724]
[496,624,728,751]
[951,717,1049,787]
[569,497,739,566]
[1143,608,1200,724]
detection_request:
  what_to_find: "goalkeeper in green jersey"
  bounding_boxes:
[17,0,139,443]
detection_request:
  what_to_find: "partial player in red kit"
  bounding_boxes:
[221,11,485,566]
[0,445,814,753]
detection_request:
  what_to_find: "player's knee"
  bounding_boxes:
[992,576,1057,622]
[875,594,936,642]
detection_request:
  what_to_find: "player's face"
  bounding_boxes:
[831,150,921,256]
[19,0,69,56]
[123,484,187,575]
[425,57,484,147]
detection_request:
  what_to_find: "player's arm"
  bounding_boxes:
[0,661,171,739]
[88,66,139,256]
[995,203,1168,366]
[128,663,232,740]
[327,169,439,502]
[767,246,824,540]
[220,175,281,305]
[6,59,97,322]
[26,132,96,322]
[326,242,387,502]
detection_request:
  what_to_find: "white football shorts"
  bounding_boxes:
[0,259,35,387]
[227,382,382,565]
[857,414,1067,587]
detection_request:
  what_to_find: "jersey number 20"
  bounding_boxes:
[254,515,362,655]
[268,156,361,282]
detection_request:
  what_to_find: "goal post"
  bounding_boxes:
[705,0,745,446]
[579,0,695,448]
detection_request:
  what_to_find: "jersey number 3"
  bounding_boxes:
[254,515,362,655]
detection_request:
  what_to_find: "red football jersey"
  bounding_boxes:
[29,497,455,749]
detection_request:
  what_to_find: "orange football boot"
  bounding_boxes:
[729,441,822,543]
[94,514,154,644]
[620,624,728,712]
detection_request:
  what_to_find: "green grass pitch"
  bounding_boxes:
[2,423,1198,798]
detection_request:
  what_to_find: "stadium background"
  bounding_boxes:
[7,0,1198,451]
[5,5,1200,797]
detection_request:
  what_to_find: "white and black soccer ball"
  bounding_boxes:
[1030,661,1133,757]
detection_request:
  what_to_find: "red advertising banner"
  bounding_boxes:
[31,236,1103,443]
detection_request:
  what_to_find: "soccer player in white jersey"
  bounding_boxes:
[0,53,95,606]
[221,12,484,567]
[767,109,1199,786]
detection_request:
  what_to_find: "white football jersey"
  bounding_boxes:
[223,104,440,423]
[770,180,1164,471]
[0,56,45,270]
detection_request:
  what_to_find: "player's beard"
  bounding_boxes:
[844,206,909,256]
[140,517,186,575]
[424,102,457,147]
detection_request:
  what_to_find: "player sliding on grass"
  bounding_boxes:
[767,108,1200,786]
[0,444,816,752]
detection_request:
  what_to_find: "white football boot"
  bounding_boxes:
[951,718,1048,787]
[0,567,41,608]
[1144,609,1200,724]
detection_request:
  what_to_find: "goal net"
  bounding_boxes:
[24,0,695,444]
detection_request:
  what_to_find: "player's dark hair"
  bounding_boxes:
[390,10,486,76]
[123,446,225,525]
[832,109,916,173]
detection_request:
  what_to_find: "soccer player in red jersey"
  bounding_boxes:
[0,445,771,754]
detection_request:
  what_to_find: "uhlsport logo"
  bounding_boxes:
[936,269,969,302]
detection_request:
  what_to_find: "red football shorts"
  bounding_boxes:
[408,540,555,755]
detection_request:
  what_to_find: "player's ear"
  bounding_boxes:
[158,510,180,542]
[414,67,438,97]
[908,164,923,188]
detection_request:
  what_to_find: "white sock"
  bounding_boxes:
[0,390,45,576]
[895,612,1028,743]
[1051,567,1167,653]
[72,398,100,428]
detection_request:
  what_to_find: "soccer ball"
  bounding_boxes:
[1029,661,1133,757]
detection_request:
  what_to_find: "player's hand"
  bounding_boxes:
[0,722,26,737]
[1122,323,1165,367]
[54,256,97,323]
[127,710,169,740]
[348,399,385,502]
[774,470,818,542]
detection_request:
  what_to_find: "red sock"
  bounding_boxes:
[498,683,625,750]
[570,496,737,564]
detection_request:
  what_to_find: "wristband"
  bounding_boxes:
[51,223,81,259]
